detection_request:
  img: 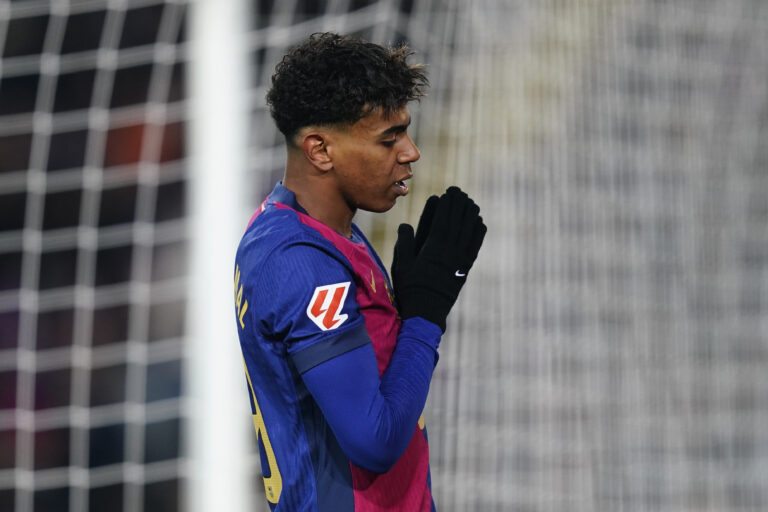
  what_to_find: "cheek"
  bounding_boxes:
[335,146,395,194]
[368,153,397,179]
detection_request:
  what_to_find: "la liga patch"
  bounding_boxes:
[306,282,351,331]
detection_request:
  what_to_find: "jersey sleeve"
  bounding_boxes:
[245,235,368,366]
[300,317,442,473]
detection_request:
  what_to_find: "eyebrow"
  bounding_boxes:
[379,118,411,137]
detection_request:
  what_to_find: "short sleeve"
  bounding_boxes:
[242,236,368,365]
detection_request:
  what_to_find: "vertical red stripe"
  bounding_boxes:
[323,286,346,329]
[310,289,328,318]
[349,428,432,511]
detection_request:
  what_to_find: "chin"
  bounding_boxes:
[359,199,397,214]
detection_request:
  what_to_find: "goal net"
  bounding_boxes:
[1,0,767,511]
[1,1,189,511]
[249,2,768,509]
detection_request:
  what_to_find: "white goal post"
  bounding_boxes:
[186,0,254,511]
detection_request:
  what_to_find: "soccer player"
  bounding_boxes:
[233,32,486,511]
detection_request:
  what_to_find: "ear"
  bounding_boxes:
[301,132,333,172]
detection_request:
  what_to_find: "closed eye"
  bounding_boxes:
[379,118,410,147]
[380,130,405,147]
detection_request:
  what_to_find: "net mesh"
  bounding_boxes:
[2,0,768,511]
[248,1,768,511]
[1,1,189,511]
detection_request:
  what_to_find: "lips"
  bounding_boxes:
[393,171,412,195]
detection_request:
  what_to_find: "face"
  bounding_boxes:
[326,106,420,213]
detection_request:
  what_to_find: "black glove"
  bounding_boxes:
[391,187,487,332]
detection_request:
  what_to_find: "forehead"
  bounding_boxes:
[352,105,411,135]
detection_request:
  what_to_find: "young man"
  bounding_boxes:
[233,33,486,511]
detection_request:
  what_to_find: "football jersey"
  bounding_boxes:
[234,182,435,511]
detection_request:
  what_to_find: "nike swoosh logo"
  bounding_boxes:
[455,270,466,277]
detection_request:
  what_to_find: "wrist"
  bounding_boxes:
[398,290,453,332]
[401,316,443,342]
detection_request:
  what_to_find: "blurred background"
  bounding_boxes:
[1,0,767,511]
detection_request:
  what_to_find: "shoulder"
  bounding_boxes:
[235,207,358,322]
[235,209,364,341]
[237,205,352,279]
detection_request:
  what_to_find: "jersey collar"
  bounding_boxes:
[269,181,309,214]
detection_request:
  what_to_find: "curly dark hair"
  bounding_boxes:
[266,32,428,142]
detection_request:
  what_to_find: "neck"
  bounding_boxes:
[283,168,355,238]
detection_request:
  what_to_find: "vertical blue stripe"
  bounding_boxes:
[290,360,356,512]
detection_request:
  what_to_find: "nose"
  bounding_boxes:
[397,134,420,164]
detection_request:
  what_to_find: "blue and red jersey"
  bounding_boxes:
[234,182,440,511]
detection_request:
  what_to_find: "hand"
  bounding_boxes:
[391,187,487,332]
[391,194,438,293]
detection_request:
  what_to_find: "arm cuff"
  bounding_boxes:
[291,322,371,374]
